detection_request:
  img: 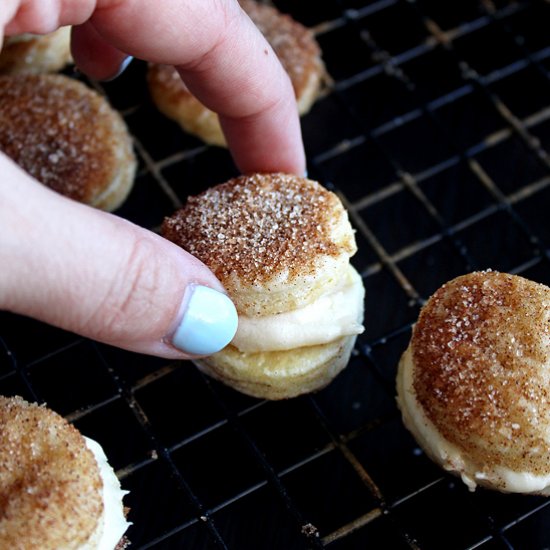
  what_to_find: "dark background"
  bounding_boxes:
[2,0,550,548]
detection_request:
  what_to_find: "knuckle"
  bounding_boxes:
[90,237,164,342]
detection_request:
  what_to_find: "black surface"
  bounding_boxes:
[2,0,550,548]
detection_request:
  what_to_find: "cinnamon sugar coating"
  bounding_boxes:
[0,396,103,549]
[162,173,355,288]
[412,271,550,474]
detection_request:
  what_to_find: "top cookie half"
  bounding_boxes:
[162,173,357,316]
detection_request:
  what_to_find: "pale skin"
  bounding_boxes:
[0,0,306,358]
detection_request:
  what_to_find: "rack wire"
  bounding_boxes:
[2,0,550,548]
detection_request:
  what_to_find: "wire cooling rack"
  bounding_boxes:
[2,0,550,548]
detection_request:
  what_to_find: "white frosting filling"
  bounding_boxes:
[232,266,364,352]
[398,348,550,495]
[81,437,131,550]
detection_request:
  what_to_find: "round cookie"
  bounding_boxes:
[0,395,129,549]
[147,0,325,146]
[162,173,364,399]
[396,270,550,494]
[0,73,136,211]
[0,28,72,75]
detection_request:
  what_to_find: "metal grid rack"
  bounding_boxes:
[2,0,550,547]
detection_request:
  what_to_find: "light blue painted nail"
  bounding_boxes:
[172,285,238,356]
[104,55,134,81]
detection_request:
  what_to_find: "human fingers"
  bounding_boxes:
[71,21,132,81]
[3,0,305,175]
[0,154,238,358]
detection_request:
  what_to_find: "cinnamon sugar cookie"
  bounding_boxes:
[0,396,130,549]
[0,74,136,211]
[162,173,364,399]
[397,271,550,494]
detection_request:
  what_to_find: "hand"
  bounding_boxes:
[0,0,306,358]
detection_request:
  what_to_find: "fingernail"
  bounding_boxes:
[171,285,238,355]
[104,55,133,81]
[303,170,309,178]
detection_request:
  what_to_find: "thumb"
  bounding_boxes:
[0,156,237,358]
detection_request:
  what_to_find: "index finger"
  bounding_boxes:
[4,0,306,175]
